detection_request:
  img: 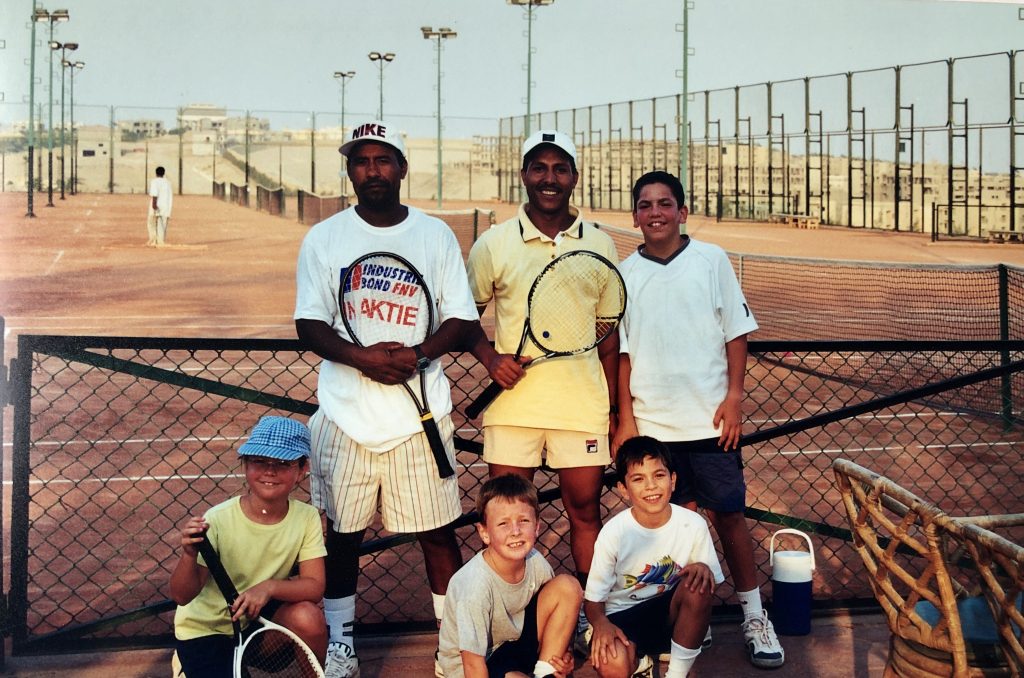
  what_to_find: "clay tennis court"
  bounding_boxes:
[2,190,1024,674]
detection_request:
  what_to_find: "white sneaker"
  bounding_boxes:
[324,641,360,678]
[658,626,712,661]
[633,654,654,678]
[741,611,785,669]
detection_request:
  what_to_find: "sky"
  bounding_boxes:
[1,0,1021,139]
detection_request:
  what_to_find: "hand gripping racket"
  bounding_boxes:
[465,249,627,419]
[339,251,456,478]
[195,536,324,678]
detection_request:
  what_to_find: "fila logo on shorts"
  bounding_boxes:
[586,439,599,455]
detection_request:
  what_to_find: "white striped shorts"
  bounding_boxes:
[307,409,462,533]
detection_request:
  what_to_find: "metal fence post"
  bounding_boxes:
[1000,263,1014,430]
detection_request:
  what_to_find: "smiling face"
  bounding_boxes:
[633,181,687,258]
[617,454,676,528]
[242,456,305,504]
[520,145,578,219]
[477,497,540,567]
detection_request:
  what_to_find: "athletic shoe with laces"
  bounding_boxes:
[658,626,712,662]
[633,653,655,678]
[742,611,785,669]
[324,641,360,678]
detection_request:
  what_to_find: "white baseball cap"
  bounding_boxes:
[521,129,577,165]
[339,120,407,158]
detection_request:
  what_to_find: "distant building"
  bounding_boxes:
[118,119,165,138]
[180,104,227,132]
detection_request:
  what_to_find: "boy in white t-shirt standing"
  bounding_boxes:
[584,436,722,678]
[611,170,784,669]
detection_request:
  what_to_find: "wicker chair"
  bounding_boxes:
[833,459,1011,677]
[936,513,1024,677]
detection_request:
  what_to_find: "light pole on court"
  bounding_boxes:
[507,0,553,138]
[54,40,78,200]
[367,51,395,119]
[333,70,355,195]
[68,60,83,195]
[421,26,457,209]
[44,8,70,207]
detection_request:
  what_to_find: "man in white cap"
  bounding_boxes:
[294,120,480,678]
[467,130,620,653]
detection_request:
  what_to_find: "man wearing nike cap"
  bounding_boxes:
[295,120,479,678]
[467,129,620,647]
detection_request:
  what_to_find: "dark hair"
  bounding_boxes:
[155,166,166,177]
[476,473,539,523]
[521,144,577,174]
[631,170,685,212]
[614,436,674,486]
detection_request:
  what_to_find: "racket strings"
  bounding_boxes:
[528,258,626,354]
[238,628,321,678]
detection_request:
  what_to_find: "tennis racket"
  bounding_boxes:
[465,249,627,419]
[339,251,455,478]
[195,536,324,678]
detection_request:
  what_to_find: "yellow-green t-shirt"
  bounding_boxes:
[174,496,326,640]
[466,204,619,433]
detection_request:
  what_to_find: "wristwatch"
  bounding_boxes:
[413,345,431,371]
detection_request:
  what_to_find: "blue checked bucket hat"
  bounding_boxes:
[238,416,310,461]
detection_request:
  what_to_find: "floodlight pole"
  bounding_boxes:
[69,61,82,194]
[368,51,396,119]
[44,9,69,207]
[334,70,355,195]
[27,7,45,217]
[678,1,691,193]
[508,0,553,138]
[422,27,457,209]
[56,42,78,199]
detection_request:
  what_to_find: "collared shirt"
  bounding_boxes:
[466,203,619,433]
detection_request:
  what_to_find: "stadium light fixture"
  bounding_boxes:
[421,27,457,209]
[333,70,355,195]
[27,9,48,216]
[55,41,78,200]
[44,9,70,207]
[367,51,396,119]
[507,0,554,137]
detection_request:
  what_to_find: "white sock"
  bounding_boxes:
[737,588,764,622]
[533,659,556,677]
[324,595,356,646]
[666,640,700,678]
[432,592,446,624]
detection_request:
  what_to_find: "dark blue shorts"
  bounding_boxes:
[666,438,746,513]
[606,590,675,656]
[486,593,540,678]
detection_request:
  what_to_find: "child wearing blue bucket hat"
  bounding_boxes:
[170,416,328,677]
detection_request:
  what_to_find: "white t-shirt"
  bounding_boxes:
[149,176,173,216]
[437,549,554,678]
[618,238,758,441]
[585,504,724,616]
[294,206,478,450]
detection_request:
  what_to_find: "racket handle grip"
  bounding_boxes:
[421,413,456,478]
[465,381,503,420]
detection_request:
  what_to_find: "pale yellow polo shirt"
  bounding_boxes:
[466,203,619,433]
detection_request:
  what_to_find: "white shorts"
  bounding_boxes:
[308,409,462,533]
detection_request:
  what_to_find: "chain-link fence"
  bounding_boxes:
[498,50,1024,238]
[5,333,1024,655]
